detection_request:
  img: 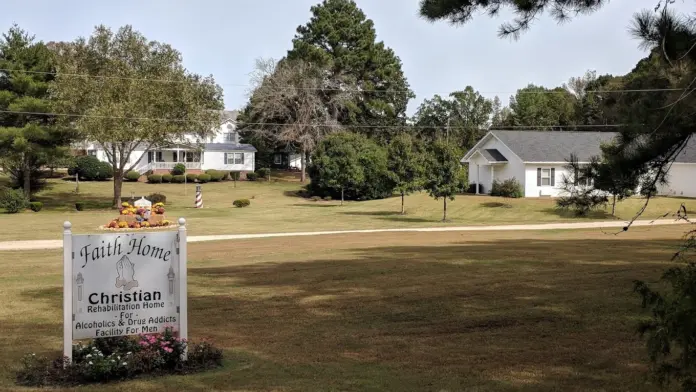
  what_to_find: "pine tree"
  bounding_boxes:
[0,25,75,196]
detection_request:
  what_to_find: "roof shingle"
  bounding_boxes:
[490,130,619,162]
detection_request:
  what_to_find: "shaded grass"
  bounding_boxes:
[0,225,689,390]
[0,176,693,242]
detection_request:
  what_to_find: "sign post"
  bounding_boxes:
[63,219,188,361]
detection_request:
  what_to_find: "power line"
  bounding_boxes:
[0,109,628,129]
[0,68,687,96]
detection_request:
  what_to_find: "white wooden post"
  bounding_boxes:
[177,218,188,360]
[62,221,73,365]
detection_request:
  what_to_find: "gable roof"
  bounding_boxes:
[220,110,238,124]
[479,148,508,162]
[488,130,619,162]
[204,143,257,152]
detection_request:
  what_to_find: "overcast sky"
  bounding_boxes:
[3,0,695,115]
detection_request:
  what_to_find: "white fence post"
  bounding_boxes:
[177,218,188,360]
[62,221,73,365]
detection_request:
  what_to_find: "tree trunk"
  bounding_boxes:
[401,192,405,215]
[341,187,344,206]
[300,148,306,183]
[113,172,123,208]
[612,194,617,216]
[443,198,447,222]
[22,159,31,197]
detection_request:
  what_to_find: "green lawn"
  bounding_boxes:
[0,226,687,391]
[0,175,693,242]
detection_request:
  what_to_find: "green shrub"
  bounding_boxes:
[29,202,43,212]
[256,167,271,179]
[147,193,166,204]
[147,174,162,184]
[230,171,241,181]
[171,175,186,184]
[186,173,198,182]
[233,199,250,208]
[323,196,332,201]
[490,178,523,198]
[171,163,186,176]
[246,172,258,181]
[68,156,113,181]
[311,196,322,201]
[125,170,141,182]
[197,174,211,183]
[161,174,173,183]
[0,189,29,213]
[208,171,224,182]
[75,202,85,211]
[15,329,223,387]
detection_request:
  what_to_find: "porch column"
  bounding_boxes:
[491,165,495,192]
[476,164,480,195]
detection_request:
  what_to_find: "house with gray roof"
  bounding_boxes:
[462,130,696,198]
[82,109,257,176]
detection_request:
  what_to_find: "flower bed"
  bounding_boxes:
[16,329,223,387]
[103,202,170,230]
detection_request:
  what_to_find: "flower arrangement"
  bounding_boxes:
[103,201,170,230]
[16,329,223,386]
[152,202,165,215]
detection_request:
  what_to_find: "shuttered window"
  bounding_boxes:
[537,168,555,186]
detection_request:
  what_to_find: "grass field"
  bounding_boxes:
[0,225,690,391]
[0,174,692,242]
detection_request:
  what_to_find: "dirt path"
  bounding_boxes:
[0,219,686,251]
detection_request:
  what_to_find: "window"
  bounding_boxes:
[185,151,200,162]
[537,168,555,187]
[156,151,163,162]
[274,154,282,165]
[225,132,236,142]
[226,153,244,165]
[87,149,97,157]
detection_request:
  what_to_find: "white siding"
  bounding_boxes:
[524,164,570,197]
[466,135,526,194]
[207,121,241,144]
[202,151,254,172]
[658,163,696,198]
[84,143,149,173]
[289,154,302,169]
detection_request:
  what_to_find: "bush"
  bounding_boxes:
[490,178,523,198]
[0,189,29,213]
[256,167,271,179]
[308,132,394,201]
[75,202,85,211]
[147,174,162,184]
[146,193,166,204]
[246,172,258,181]
[171,175,186,184]
[29,202,43,212]
[311,196,322,201]
[15,329,223,387]
[233,199,250,208]
[161,174,173,183]
[323,196,332,201]
[171,163,186,176]
[230,172,241,181]
[208,171,224,182]
[197,174,211,183]
[68,156,113,181]
[124,170,140,182]
[186,173,198,183]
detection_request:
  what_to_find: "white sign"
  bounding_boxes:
[63,219,188,361]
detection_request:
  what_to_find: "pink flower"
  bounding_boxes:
[164,347,173,353]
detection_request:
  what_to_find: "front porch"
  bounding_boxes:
[470,148,509,194]
[143,149,203,173]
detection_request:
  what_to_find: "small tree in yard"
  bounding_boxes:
[50,25,223,207]
[556,155,609,217]
[423,140,463,221]
[310,132,363,205]
[387,133,425,214]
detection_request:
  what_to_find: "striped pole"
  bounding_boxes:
[195,184,203,208]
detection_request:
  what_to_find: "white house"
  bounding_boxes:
[82,110,256,175]
[462,130,696,198]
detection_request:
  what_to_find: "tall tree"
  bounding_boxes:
[387,133,425,214]
[506,84,577,129]
[413,86,493,151]
[50,25,223,206]
[287,0,414,141]
[240,58,352,182]
[310,131,364,205]
[0,25,76,195]
[490,96,511,128]
[423,140,463,221]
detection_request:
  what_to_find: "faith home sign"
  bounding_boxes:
[62,218,189,362]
